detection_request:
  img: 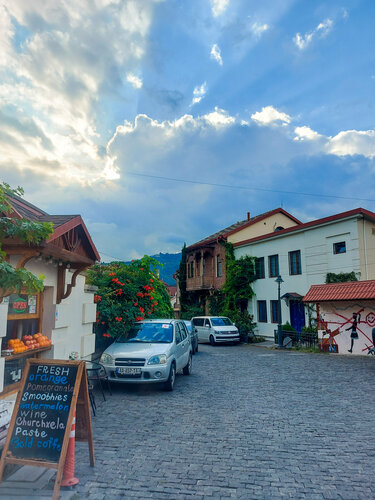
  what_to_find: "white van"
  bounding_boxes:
[191,316,240,346]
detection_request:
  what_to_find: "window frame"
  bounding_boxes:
[216,254,223,277]
[268,254,279,278]
[257,300,267,323]
[270,300,279,323]
[333,241,346,254]
[289,250,302,276]
[256,257,265,279]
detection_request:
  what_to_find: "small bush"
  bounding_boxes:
[282,322,296,332]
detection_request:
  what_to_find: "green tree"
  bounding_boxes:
[87,256,173,341]
[217,242,257,336]
[325,272,358,283]
[0,183,53,295]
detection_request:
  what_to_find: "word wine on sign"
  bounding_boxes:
[0,359,94,500]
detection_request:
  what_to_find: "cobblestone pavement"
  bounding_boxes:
[73,344,375,499]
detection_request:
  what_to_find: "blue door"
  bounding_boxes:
[290,300,305,333]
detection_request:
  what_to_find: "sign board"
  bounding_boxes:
[0,359,94,500]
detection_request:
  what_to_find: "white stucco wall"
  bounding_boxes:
[0,262,97,395]
[235,217,361,339]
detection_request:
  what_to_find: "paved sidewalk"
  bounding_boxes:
[2,343,375,499]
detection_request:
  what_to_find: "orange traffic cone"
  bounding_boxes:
[61,412,79,487]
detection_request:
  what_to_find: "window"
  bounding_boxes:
[175,323,182,344]
[192,318,204,327]
[333,241,346,254]
[257,301,267,322]
[178,322,187,340]
[268,255,279,278]
[256,257,265,279]
[204,319,211,327]
[187,261,194,278]
[216,255,223,277]
[289,250,301,275]
[270,300,279,323]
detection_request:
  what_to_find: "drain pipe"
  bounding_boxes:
[364,217,368,280]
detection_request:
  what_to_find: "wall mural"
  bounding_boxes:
[318,301,375,355]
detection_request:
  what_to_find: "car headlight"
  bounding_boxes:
[148,354,167,365]
[100,353,114,364]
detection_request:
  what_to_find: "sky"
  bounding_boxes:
[1,0,375,261]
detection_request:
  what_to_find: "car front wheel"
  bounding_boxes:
[209,335,216,346]
[183,354,192,375]
[164,363,176,391]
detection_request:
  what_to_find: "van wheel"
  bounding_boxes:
[209,335,216,346]
[164,363,176,391]
[183,354,192,375]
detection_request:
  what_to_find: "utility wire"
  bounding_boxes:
[127,172,375,203]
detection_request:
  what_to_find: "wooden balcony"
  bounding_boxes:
[186,274,215,291]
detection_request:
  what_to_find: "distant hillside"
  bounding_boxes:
[151,252,181,285]
[122,252,181,285]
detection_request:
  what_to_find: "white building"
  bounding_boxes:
[0,194,99,424]
[234,208,375,339]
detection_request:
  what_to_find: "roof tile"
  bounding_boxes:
[303,280,375,302]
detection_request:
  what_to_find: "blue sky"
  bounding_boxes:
[1,0,375,261]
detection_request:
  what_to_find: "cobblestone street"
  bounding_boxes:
[74,344,375,499]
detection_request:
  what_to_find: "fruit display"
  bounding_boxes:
[8,338,27,354]
[22,333,52,349]
[7,333,52,354]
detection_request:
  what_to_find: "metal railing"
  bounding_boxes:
[274,330,318,348]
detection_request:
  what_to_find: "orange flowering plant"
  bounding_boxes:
[87,256,173,341]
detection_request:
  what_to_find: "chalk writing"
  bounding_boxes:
[8,363,78,462]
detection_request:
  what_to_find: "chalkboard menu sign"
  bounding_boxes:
[8,363,78,462]
[0,359,94,500]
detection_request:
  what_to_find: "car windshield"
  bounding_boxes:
[116,323,173,343]
[210,317,233,326]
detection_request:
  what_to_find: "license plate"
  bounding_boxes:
[116,367,141,375]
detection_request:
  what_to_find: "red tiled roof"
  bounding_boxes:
[187,208,301,250]
[234,208,375,248]
[303,280,375,302]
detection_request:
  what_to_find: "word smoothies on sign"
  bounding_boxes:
[8,363,77,462]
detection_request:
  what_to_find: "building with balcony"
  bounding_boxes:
[185,208,301,313]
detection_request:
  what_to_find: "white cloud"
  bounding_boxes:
[251,106,291,126]
[210,43,223,66]
[0,0,158,186]
[294,18,333,50]
[202,107,235,128]
[328,130,375,158]
[294,126,322,141]
[210,0,229,17]
[191,82,207,105]
[126,72,143,89]
[251,22,269,38]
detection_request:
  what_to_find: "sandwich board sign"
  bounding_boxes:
[0,359,94,499]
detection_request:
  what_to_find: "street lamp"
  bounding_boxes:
[275,275,284,348]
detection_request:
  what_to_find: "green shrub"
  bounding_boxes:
[281,322,296,332]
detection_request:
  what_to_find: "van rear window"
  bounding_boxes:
[192,318,204,326]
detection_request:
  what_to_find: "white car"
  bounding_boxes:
[191,316,240,346]
[100,319,192,391]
